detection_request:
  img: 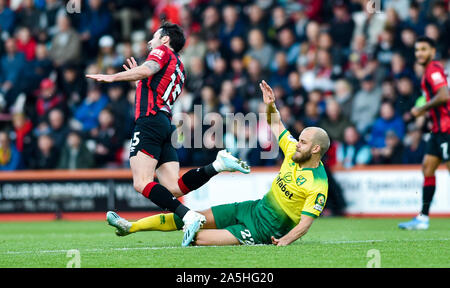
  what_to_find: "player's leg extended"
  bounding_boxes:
[156,150,250,197]
[122,208,217,235]
[129,151,196,230]
[399,154,441,230]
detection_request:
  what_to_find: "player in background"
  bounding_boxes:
[398,36,450,230]
[86,22,250,246]
[109,81,330,246]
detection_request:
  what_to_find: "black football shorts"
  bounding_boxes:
[129,111,178,167]
[425,132,450,162]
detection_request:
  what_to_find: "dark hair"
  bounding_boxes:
[415,36,436,48]
[159,22,185,53]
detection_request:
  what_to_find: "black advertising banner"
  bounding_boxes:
[0,179,160,213]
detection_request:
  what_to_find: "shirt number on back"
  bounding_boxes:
[162,64,184,108]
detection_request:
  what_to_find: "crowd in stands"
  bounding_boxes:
[0,0,449,171]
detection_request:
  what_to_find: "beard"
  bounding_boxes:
[418,54,433,66]
[292,150,312,164]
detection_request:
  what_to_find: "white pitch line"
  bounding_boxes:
[2,238,449,255]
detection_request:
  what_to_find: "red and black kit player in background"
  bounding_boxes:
[87,22,250,246]
[399,36,450,230]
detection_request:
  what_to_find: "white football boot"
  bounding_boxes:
[213,149,250,174]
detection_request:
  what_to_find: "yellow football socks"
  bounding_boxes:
[129,213,183,232]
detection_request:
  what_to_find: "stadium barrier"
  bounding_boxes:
[0,165,448,220]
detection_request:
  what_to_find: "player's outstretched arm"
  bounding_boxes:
[86,59,161,83]
[412,86,450,117]
[271,215,315,246]
[259,80,286,139]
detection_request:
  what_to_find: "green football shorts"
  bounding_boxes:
[211,199,291,245]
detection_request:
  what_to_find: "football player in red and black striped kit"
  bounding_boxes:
[87,22,250,246]
[399,36,450,230]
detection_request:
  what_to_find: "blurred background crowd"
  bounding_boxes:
[0,0,449,171]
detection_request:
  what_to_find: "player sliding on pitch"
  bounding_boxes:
[107,80,330,246]
[87,22,250,247]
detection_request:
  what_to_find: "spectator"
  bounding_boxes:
[0,0,15,36]
[402,123,426,164]
[333,79,353,120]
[218,80,243,116]
[0,130,22,171]
[352,1,386,50]
[0,38,26,110]
[398,28,417,69]
[275,27,300,67]
[203,35,223,73]
[369,101,405,149]
[15,27,36,61]
[180,32,206,75]
[58,130,94,169]
[40,0,66,37]
[319,98,353,143]
[243,58,266,113]
[336,125,372,169]
[74,86,108,132]
[228,36,246,60]
[219,5,245,53]
[285,71,307,116]
[11,112,33,153]
[48,108,70,150]
[401,1,426,36]
[30,133,59,169]
[15,0,41,36]
[200,6,220,39]
[106,83,132,138]
[60,64,87,109]
[184,56,205,95]
[351,74,382,134]
[394,76,418,125]
[35,78,65,122]
[245,3,268,35]
[371,130,404,164]
[204,57,228,94]
[79,0,112,59]
[269,51,291,90]
[329,0,355,50]
[24,43,53,93]
[373,28,396,76]
[245,28,274,71]
[91,108,123,167]
[96,35,123,72]
[49,13,81,68]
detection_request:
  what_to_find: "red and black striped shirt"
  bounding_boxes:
[421,60,450,134]
[135,45,185,121]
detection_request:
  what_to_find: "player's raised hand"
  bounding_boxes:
[86,74,115,83]
[123,57,138,71]
[259,80,275,105]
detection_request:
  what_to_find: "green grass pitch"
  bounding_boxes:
[0,218,449,268]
